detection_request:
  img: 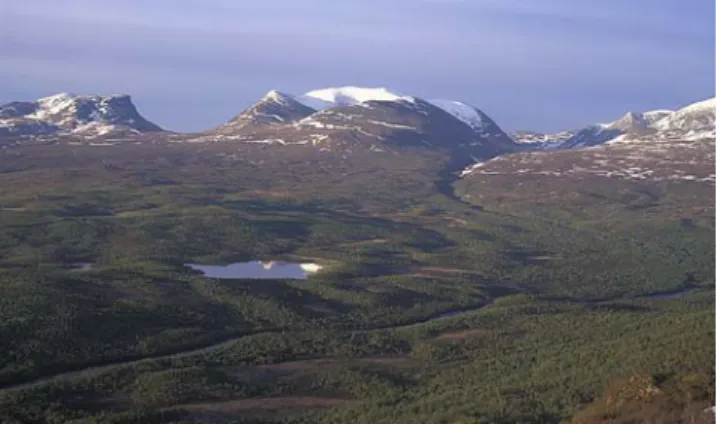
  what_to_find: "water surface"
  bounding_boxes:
[69,262,93,271]
[187,261,322,280]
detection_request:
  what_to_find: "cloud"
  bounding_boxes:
[0,0,713,132]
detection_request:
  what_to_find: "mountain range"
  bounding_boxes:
[463,97,715,186]
[0,87,714,175]
[203,86,518,165]
[512,98,716,150]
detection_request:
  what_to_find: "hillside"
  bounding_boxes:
[0,89,712,424]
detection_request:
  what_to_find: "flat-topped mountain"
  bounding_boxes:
[0,93,163,138]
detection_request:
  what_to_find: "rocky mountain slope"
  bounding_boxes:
[2,89,713,182]
[294,87,510,143]
[462,98,715,186]
[0,93,163,138]
[213,90,317,134]
[193,86,518,165]
[608,98,716,144]
[520,98,715,150]
[510,130,575,149]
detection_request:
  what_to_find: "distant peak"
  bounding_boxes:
[614,111,646,125]
[0,91,162,135]
[263,90,293,103]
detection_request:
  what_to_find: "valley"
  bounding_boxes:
[0,89,713,424]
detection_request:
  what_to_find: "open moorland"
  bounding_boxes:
[0,137,713,424]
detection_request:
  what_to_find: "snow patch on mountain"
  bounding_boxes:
[0,92,163,138]
[296,87,415,110]
[461,98,715,184]
[428,99,485,131]
[516,97,716,151]
[642,110,673,123]
[31,93,77,119]
[511,130,574,150]
[295,88,495,134]
[73,122,127,137]
[264,90,294,105]
[675,97,716,115]
[653,98,716,132]
[214,90,317,133]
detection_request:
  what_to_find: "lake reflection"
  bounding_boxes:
[186,261,322,280]
[70,262,92,271]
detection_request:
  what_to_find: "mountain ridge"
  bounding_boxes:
[517,97,715,150]
[196,86,519,163]
[213,90,317,134]
[462,97,715,186]
[2,90,713,166]
[0,93,163,138]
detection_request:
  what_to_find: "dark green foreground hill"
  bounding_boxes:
[0,138,713,424]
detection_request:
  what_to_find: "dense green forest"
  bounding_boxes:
[0,143,713,423]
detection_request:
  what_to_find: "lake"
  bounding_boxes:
[186,261,323,280]
[70,262,93,271]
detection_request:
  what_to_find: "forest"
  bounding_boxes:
[0,142,713,423]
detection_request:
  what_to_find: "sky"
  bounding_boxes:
[1,0,714,132]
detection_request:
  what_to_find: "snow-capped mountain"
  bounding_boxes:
[534,98,716,150]
[201,86,518,162]
[510,130,575,150]
[295,87,414,110]
[214,90,316,133]
[610,110,672,133]
[0,93,163,138]
[293,87,502,139]
[557,125,623,149]
[426,99,507,139]
[5,87,710,173]
[294,96,515,156]
[461,98,715,185]
[649,98,715,139]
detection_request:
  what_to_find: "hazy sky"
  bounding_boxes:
[1,0,714,132]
